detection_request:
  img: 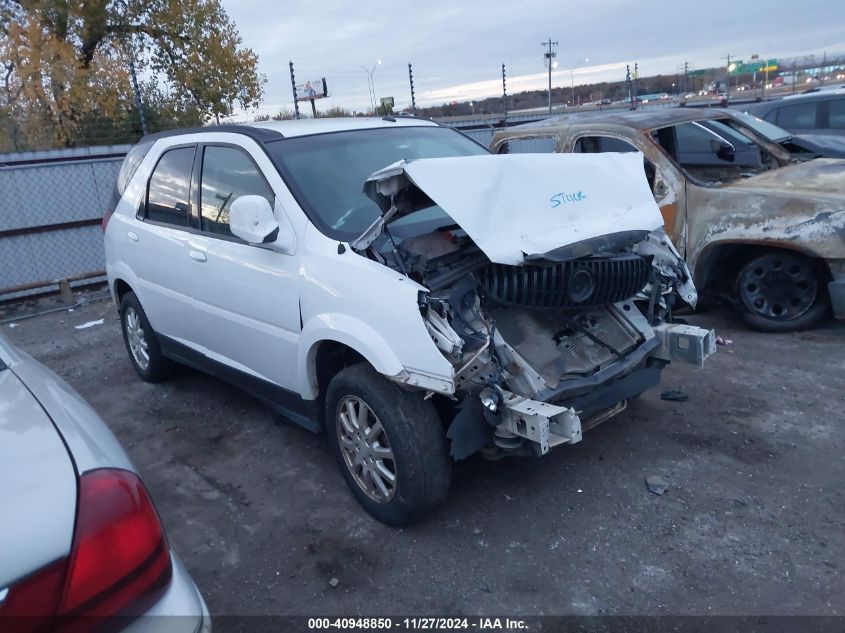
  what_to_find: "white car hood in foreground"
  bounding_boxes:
[360,152,664,265]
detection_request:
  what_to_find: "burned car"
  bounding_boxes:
[492,109,845,331]
[106,119,713,526]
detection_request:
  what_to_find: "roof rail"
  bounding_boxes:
[140,124,284,145]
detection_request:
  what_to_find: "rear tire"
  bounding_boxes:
[119,291,176,382]
[735,252,829,332]
[325,364,451,526]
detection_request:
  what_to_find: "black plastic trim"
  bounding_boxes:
[158,336,320,432]
[565,361,664,419]
[538,336,662,402]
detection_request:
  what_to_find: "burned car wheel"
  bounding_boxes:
[325,364,451,526]
[119,291,176,382]
[736,252,829,332]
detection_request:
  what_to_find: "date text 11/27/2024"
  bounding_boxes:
[307,617,528,630]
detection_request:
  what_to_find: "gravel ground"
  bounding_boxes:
[3,293,844,617]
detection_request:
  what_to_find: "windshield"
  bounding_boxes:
[734,112,792,142]
[265,126,489,239]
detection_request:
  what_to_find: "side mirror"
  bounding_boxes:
[230,195,280,244]
[710,139,736,162]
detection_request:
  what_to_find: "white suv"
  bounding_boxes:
[104,117,714,525]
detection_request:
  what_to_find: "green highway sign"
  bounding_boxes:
[729,58,778,74]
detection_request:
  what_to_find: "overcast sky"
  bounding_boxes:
[221,0,845,117]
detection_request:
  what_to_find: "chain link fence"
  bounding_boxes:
[0,146,129,302]
[0,120,551,304]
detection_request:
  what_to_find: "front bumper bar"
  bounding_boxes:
[498,323,715,456]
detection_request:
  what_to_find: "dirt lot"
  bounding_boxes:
[3,293,844,617]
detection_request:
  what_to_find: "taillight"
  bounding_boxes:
[58,469,172,631]
[101,208,115,232]
[0,469,171,633]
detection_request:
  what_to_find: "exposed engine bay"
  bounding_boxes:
[354,153,715,459]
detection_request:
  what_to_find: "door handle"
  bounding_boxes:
[188,250,207,262]
[127,231,139,242]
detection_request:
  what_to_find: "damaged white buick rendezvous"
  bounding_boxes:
[104,117,714,525]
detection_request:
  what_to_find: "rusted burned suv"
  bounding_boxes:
[492,109,845,331]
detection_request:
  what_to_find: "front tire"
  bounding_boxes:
[735,252,829,332]
[325,364,451,526]
[119,291,176,382]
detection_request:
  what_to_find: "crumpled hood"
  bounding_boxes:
[794,134,845,158]
[358,153,665,265]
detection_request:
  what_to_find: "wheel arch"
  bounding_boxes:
[693,240,831,292]
[113,278,134,305]
[297,316,408,402]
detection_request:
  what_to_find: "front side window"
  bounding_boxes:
[265,126,488,240]
[652,119,786,184]
[146,146,195,226]
[200,146,274,238]
[776,102,817,129]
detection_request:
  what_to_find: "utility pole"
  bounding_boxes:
[821,50,827,86]
[126,34,148,135]
[289,61,300,119]
[633,62,639,109]
[541,38,558,115]
[408,63,416,113]
[626,64,633,109]
[115,0,147,135]
[684,61,689,96]
[723,54,733,101]
[502,63,508,123]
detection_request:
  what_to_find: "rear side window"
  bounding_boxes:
[574,136,639,153]
[199,146,274,238]
[117,142,153,196]
[828,98,845,130]
[497,136,557,154]
[110,141,152,210]
[776,102,817,129]
[146,147,195,226]
[574,135,655,191]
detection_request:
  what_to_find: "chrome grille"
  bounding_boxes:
[479,254,650,309]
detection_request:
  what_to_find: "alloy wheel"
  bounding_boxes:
[125,307,150,370]
[336,395,397,503]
